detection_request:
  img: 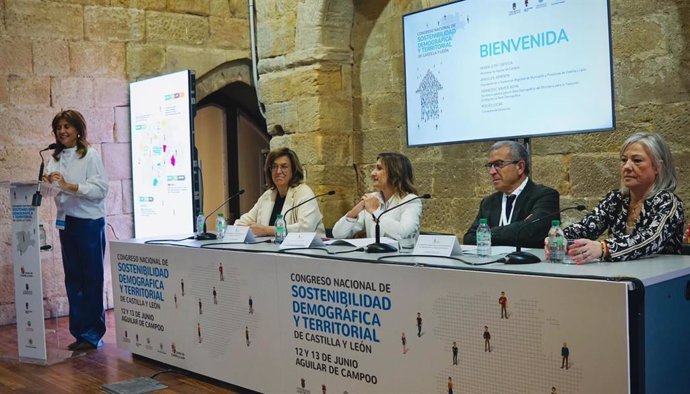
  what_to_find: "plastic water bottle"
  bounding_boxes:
[196,211,205,237]
[215,213,226,239]
[39,224,47,248]
[548,220,566,263]
[274,214,286,244]
[476,218,492,257]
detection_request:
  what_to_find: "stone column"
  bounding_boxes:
[255,0,355,228]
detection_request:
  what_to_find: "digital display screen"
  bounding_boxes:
[130,70,196,238]
[403,0,615,146]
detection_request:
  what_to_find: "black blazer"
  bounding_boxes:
[463,179,560,248]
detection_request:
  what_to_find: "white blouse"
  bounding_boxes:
[45,147,108,219]
[332,192,421,240]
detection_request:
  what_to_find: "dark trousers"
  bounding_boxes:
[59,216,106,346]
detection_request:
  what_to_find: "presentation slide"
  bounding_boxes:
[130,70,195,238]
[403,0,614,146]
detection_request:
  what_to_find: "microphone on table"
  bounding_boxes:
[504,204,587,264]
[32,143,59,207]
[196,189,245,240]
[365,194,431,253]
[282,190,336,235]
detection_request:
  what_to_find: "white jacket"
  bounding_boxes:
[235,183,326,236]
[332,192,421,240]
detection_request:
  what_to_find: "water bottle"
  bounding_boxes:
[215,213,226,239]
[196,211,205,237]
[548,220,566,263]
[39,224,47,248]
[274,214,286,244]
[476,218,492,257]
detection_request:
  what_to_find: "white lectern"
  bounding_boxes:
[1,181,72,364]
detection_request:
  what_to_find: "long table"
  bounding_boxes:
[109,238,690,394]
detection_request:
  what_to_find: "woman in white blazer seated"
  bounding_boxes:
[333,152,421,240]
[235,147,326,237]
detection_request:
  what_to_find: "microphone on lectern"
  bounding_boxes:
[282,190,336,235]
[365,194,431,254]
[504,204,587,264]
[32,143,59,207]
[196,189,245,240]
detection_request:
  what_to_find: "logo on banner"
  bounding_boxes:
[296,378,310,394]
[123,330,131,343]
[26,320,34,332]
[171,342,185,359]
[23,283,32,295]
[20,266,34,278]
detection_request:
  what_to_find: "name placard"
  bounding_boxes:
[279,232,324,249]
[224,226,256,243]
[413,235,462,256]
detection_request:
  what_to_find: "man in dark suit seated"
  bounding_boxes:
[463,141,559,248]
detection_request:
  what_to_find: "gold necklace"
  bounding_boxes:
[626,201,643,231]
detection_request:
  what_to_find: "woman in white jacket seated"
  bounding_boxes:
[235,147,326,237]
[333,152,421,240]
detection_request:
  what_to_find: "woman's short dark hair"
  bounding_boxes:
[377,152,418,196]
[51,109,90,160]
[264,147,305,189]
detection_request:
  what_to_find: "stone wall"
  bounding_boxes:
[347,0,690,234]
[0,0,249,324]
[255,0,356,224]
[252,0,685,235]
[254,0,689,235]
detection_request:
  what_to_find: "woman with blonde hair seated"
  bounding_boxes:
[550,132,684,263]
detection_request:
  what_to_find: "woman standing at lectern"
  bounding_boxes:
[44,110,108,351]
[235,147,325,236]
[549,132,684,263]
[332,152,421,240]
